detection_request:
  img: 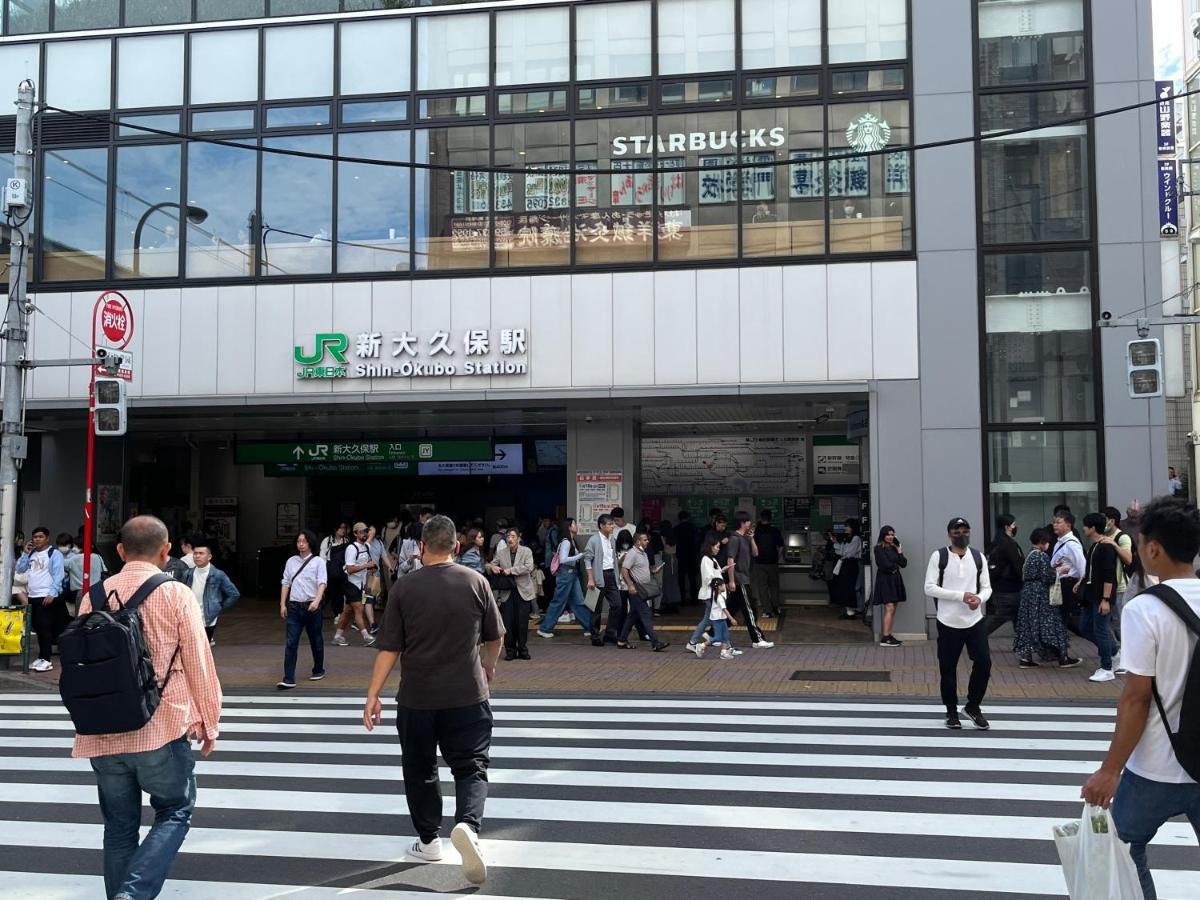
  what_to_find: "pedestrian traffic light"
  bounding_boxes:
[94,377,127,436]
[1126,338,1163,399]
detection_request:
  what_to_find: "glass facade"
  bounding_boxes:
[5,0,911,286]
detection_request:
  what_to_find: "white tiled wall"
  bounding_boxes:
[26,261,919,401]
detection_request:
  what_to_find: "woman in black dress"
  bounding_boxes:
[872,526,906,647]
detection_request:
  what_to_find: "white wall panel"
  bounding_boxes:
[529,274,571,389]
[450,277,490,391]
[330,281,372,395]
[653,270,697,385]
[739,267,784,383]
[571,273,613,387]
[490,276,532,390]
[119,291,147,400]
[369,280,413,393]
[253,284,295,395]
[871,261,919,379]
[216,285,256,396]
[28,293,72,399]
[67,293,94,399]
[178,287,219,397]
[827,264,873,381]
[292,283,333,396]
[695,267,740,384]
[782,266,828,382]
[140,289,182,398]
[612,272,655,386]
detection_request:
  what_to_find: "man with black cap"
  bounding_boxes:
[924,517,993,730]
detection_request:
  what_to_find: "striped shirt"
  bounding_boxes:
[72,560,223,759]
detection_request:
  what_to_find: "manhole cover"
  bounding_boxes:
[790,670,892,682]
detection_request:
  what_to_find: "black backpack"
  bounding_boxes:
[58,573,176,736]
[326,540,349,582]
[1142,584,1200,782]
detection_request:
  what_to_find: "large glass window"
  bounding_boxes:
[415,125,490,270]
[114,144,183,279]
[125,0,190,26]
[261,135,333,276]
[658,0,736,75]
[118,35,184,110]
[576,1,652,80]
[980,89,1089,244]
[0,44,40,93]
[417,13,490,91]
[42,147,108,282]
[265,25,334,100]
[496,7,569,86]
[741,0,822,70]
[741,105,825,257]
[493,120,571,268]
[340,19,409,96]
[54,0,118,31]
[656,110,739,261]
[46,38,110,110]
[197,0,263,21]
[337,130,410,273]
[827,0,907,63]
[185,143,257,278]
[985,251,1094,424]
[272,0,338,13]
[191,30,259,105]
[827,100,912,254]
[988,430,1099,533]
[8,0,49,35]
[978,0,1086,87]
[573,115,654,265]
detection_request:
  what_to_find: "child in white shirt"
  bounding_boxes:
[709,580,736,660]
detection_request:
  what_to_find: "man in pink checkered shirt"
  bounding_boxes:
[74,515,223,900]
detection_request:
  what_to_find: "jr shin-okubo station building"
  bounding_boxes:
[2,0,1165,640]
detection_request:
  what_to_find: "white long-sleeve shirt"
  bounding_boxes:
[924,547,992,629]
[1051,533,1086,580]
[557,538,584,569]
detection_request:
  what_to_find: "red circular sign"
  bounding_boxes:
[96,292,134,349]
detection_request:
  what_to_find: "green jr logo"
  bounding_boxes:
[294,333,349,365]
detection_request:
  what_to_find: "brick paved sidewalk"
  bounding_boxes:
[1,600,1122,703]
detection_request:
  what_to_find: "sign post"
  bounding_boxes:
[84,291,133,586]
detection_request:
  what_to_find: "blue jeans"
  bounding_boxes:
[284,603,325,683]
[1079,602,1115,669]
[711,618,731,645]
[539,568,591,634]
[90,736,196,900]
[689,606,711,645]
[1112,769,1200,900]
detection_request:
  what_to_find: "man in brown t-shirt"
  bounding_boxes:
[364,515,504,886]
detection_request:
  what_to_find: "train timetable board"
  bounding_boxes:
[640,436,808,495]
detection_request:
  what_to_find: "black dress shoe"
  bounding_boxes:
[517,649,531,660]
[591,638,604,647]
[602,635,618,645]
[651,641,670,652]
[504,649,517,661]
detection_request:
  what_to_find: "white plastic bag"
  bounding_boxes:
[1052,804,1142,899]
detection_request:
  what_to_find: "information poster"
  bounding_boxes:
[680,495,709,523]
[813,437,861,485]
[641,435,808,495]
[641,497,664,523]
[708,496,736,516]
[576,472,623,534]
[276,503,300,539]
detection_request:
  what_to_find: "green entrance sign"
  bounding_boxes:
[237,440,493,465]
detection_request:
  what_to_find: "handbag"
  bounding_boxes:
[365,571,383,598]
[832,558,844,577]
[636,579,663,602]
[1050,578,1063,608]
[0,607,25,655]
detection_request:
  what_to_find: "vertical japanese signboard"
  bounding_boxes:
[1156,81,1176,156]
[576,472,623,534]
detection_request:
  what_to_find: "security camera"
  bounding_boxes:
[95,347,109,359]
[1101,311,1112,321]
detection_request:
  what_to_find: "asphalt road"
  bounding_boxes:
[1,692,1197,899]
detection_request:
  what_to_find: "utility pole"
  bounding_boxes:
[0,80,34,617]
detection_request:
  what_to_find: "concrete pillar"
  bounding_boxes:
[566,414,640,530]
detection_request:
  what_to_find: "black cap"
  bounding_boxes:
[947,517,971,531]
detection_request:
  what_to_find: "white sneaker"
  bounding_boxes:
[361,631,376,646]
[719,648,735,660]
[731,647,744,656]
[451,822,487,885]
[686,642,706,658]
[1112,653,1127,675]
[1088,668,1116,683]
[558,614,572,624]
[407,837,443,863]
[332,632,349,646]
[536,630,555,639]
[752,640,775,649]
[30,658,52,673]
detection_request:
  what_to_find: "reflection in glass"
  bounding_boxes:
[191,30,259,105]
[660,80,735,105]
[498,91,568,116]
[576,1,652,80]
[125,0,190,26]
[419,95,486,120]
[118,35,184,109]
[262,135,333,276]
[342,100,408,125]
[978,0,1086,86]
[0,44,41,93]
[8,0,49,34]
[114,144,183,279]
[417,13,490,91]
[827,100,912,254]
[119,114,181,138]
[496,7,569,86]
[494,120,570,268]
[55,0,118,30]
[744,73,820,101]
[573,115,653,265]
[578,85,650,111]
[185,143,257,278]
[828,0,907,63]
[265,104,331,128]
[192,109,255,132]
[46,39,110,110]
[341,19,410,96]
[42,148,108,282]
[985,251,1094,424]
[989,430,1099,534]
[741,105,824,257]
[657,0,736,75]
[272,0,338,14]
[831,67,906,96]
[740,0,822,70]
[415,126,490,270]
[197,0,263,21]
[656,111,739,261]
[265,25,334,100]
[337,131,410,273]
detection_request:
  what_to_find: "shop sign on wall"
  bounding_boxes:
[576,472,623,534]
[293,328,529,380]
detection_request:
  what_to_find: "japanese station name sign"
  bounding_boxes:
[237,440,494,466]
[293,328,529,380]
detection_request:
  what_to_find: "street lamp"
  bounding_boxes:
[131,202,208,276]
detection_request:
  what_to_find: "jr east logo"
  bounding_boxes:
[294,333,349,380]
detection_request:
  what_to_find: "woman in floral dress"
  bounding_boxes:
[1014,527,1079,668]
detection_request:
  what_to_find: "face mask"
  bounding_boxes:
[951,534,970,549]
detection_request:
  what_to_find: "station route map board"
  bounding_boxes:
[641,436,808,495]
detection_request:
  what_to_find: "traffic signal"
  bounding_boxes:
[94,377,127,436]
[1126,338,1163,399]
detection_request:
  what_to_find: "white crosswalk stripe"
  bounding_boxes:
[1,693,1197,899]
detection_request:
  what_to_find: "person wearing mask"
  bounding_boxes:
[489,528,536,660]
[726,512,773,649]
[674,511,700,607]
[925,517,993,730]
[617,531,669,652]
[752,510,784,619]
[584,515,622,645]
[278,529,328,690]
[1013,528,1078,669]
[334,523,377,648]
[536,518,592,640]
[872,526,906,647]
[1097,506,1135,649]
[397,522,424,577]
[16,526,66,673]
[687,535,737,657]
[986,514,1025,636]
[1051,511,1086,636]
[1081,496,1200,899]
[833,519,864,620]
[1078,512,1119,683]
[458,528,487,574]
[181,536,240,646]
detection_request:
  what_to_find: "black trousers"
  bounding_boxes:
[397,702,493,844]
[985,591,1021,636]
[618,590,660,643]
[727,585,765,644]
[30,595,66,659]
[501,593,530,651]
[596,570,624,642]
[678,556,699,606]
[1060,576,1083,637]
[937,619,991,713]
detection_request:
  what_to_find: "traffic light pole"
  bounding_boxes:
[1099,315,1200,335]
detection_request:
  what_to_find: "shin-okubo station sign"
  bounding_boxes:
[293,328,528,380]
[236,440,494,465]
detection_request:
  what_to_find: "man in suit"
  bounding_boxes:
[584,514,621,645]
[488,528,535,660]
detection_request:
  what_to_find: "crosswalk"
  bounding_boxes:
[0,692,1197,899]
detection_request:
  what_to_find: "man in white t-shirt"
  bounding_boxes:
[1082,496,1200,899]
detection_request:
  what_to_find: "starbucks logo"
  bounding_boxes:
[846,113,892,153]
